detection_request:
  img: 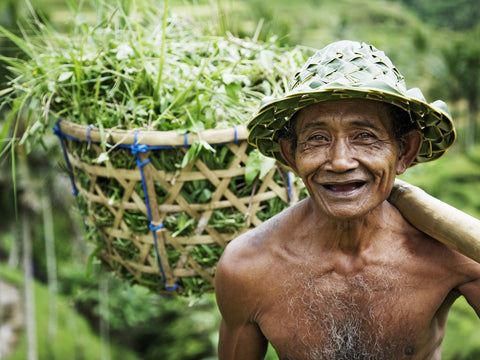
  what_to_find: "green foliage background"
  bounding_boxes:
[1,0,479,359]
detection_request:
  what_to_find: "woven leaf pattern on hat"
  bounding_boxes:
[247,40,456,166]
[291,41,407,96]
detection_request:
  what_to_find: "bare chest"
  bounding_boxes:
[256,266,448,360]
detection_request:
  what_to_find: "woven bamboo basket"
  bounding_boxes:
[54,119,304,295]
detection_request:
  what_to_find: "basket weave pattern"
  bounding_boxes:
[56,120,303,294]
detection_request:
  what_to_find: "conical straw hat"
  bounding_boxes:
[247,40,456,166]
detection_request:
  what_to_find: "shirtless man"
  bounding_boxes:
[215,41,480,359]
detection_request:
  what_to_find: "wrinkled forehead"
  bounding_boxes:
[292,99,397,134]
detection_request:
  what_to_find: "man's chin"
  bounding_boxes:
[322,208,372,222]
[313,197,385,221]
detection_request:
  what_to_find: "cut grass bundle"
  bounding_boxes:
[1,0,310,295]
[0,2,309,153]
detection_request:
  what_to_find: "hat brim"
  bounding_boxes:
[247,86,456,167]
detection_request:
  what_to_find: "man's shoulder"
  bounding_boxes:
[214,216,279,313]
[222,199,306,256]
[218,209,284,271]
[215,201,304,289]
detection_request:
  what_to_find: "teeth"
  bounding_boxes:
[326,182,363,192]
[330,184,356,192]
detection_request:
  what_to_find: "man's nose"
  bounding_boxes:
[323,140,358,172]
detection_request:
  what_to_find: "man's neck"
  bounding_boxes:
[305,198,398,256]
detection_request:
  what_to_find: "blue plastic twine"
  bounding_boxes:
[131,130,179,291]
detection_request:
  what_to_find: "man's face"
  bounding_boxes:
[283,99,412,220]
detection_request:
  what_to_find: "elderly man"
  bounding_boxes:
[215,40,480,359]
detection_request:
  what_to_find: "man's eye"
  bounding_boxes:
[357,132,374,139]
[310,134,327,141]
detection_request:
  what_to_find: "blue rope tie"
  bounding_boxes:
[54,119,78,196]
[136,158,150,167]
[233,124,238,143]
[287,171,293,202]
[131,129,179,291]
[149,222,179,291]
[53,120,87,237]
[131,129,149,154]
[149,222,165,232]
[86,125,95,143]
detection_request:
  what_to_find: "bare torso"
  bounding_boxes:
[215,198,480,360]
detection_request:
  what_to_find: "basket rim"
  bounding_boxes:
[57,119,248,147]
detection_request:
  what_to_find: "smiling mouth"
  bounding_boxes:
[322,182,366,193]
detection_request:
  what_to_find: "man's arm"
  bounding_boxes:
[458,273,480,318]
[215,240,269,359]
[218,318,268,359]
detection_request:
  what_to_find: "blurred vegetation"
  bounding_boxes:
[1,0,479,359]
[443,297,480,360]
[0,265,140,360]
[1,264,219,360]
[394,0,480,31]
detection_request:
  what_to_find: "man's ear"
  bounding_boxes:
[279,138,298,173]
[396,130,423,174]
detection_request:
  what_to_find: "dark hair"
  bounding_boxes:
[277,102,417,158]
[390,105,417,151]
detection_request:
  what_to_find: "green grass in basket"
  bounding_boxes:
[0,0,310,155]
[1,0,311,295]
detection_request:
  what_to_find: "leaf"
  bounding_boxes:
[260,50,275,69]
[0,24,36,59]
[259,154,276,179]
[245,149,276,185]
[0,87,13,97]
[58,71,74,82]
[225,82,241,102]
[180,140,215,168]
[171,215,196,237]
[96,152,110,163]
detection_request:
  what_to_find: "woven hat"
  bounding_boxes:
[247,40,456,166]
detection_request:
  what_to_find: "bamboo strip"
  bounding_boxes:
[69,154,143,181]
[69,150,248,182]
[173,267,215,278]
[107,228,239,246]
[59,120,248,146]
[156,191,278,213]
[112,179,137,230]
[121,260,159,274]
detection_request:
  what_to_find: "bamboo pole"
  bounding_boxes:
[389,179,480,264]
